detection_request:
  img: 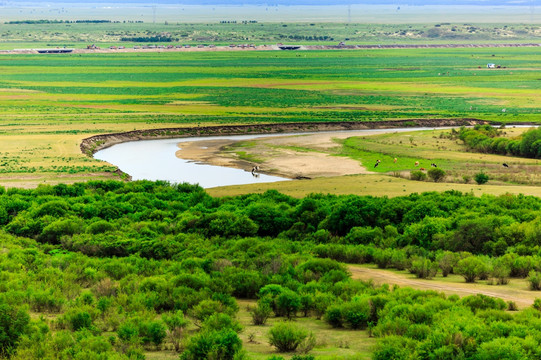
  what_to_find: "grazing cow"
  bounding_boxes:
[431,163,437,168]
[394,158,397,163]
[503,163,509,168]
[420,168,425,171]
[415,161,419,167]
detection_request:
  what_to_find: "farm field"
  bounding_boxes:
[0,47,540,188]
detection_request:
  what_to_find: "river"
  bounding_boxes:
[94,127,461,188]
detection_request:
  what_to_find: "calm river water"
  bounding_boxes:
[94,128,452,188]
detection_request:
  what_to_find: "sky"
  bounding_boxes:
[7,0,540,5]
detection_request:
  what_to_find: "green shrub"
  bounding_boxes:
[458,294,506,313]
[437,251,458,277]
[528,271,541,291]
[409,258,438,279]
[373,335,416,360]
[341,299,371,329]
[454,256,491,283]
[410,170,427,181]
[162,311,188,352]
[140,320,167,347]
[0,302,30,357]
[507,301,518,311]
[181,329,242,360]
[69,311,92,331]
[268,322,309,353]
[427,168,446,182]
[325,305,343,328]
[275,289,301,319]
[250,300,272,325]
[201,313,242,334]
[474,172,489,185]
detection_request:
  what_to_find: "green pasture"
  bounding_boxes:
[0,47,540,186]
[338,128,541,185]
[0,22,540,49]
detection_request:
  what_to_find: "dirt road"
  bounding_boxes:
[349,265,538,309]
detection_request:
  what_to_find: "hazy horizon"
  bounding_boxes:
[0,1,539,23]
[3,0,540,5]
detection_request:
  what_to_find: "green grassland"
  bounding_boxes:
[0,46,540,186]
[208,126,541,197]
[0,22,540,49]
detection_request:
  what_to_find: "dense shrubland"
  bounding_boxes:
[3,181,541,358]
[456,124,541,158]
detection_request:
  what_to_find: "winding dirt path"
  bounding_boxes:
[349,265,538,309]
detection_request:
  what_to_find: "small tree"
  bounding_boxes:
[162,311,189,352]
[427,168,446,182]
[437,251,458,277]
[268,322,309,353]
[275,290,301,319]
[491,260,511,285]
[474,172,489,185]
[455,256,490,283]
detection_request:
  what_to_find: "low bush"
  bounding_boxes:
[474,172,489,185]
[427,168,446,182]
[529,271,541,291]
[410,170,427,181]
[268,322,309,353]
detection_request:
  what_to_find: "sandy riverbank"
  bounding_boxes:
[175,130,405,179]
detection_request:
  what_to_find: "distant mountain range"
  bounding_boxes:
[8,0,541,5]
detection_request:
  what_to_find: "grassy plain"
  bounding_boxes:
[0,22,540,49]
[207,127,541,197]
[0,45,540,187]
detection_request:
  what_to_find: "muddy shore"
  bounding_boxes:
[80,119,487,157]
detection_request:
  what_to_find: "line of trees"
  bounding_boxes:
[457,125,541,158]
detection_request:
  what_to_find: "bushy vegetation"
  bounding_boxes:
[457,125,541,159]
[2,181,541,358]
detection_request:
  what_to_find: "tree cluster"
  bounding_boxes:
[457,125,541,159]
[0,181,541,358]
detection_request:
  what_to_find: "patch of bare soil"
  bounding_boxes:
[349,265,536,309]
